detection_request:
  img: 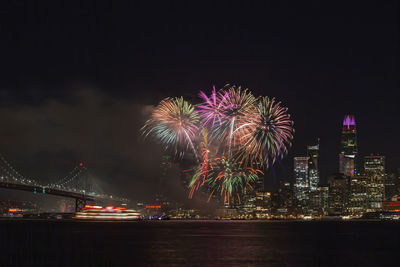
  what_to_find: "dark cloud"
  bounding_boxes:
[0,88,165,201]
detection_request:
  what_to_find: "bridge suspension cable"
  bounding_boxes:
[50,166,85,187]
[0,153,129,203]
[0,153,38,185]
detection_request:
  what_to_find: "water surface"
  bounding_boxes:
[1,220,399,266]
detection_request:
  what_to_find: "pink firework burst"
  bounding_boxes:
[196,85,232,127]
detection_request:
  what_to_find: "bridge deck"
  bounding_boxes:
[0,182,95,200]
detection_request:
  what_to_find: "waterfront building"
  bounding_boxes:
[307,140,320,191]
[339,115,358,177]
[0,200,38,215]
[294,157,310,206]
[216,207,238,219]
[348,174,368,215]
[254,191,271,218]
[238,188,257,218]
[383,196,400,212]
[319,186,329,214]
[277,182,293,216]
[328,173,349,215]
[270,191,280,216]
[143,204,163,217]
[364,154,385,211]
[309,186,329,216]
[384,172,398,202]
[168,207,201,219]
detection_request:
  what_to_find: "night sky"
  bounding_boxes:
[0,1,398,201]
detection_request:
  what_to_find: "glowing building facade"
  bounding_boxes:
[364,154,385,171]
[307,139,320,191]
[339,115,357,177]
[364,154,385,210]
[348,174,368,215]
[254,192,271,219]
[277,182,294,216]
[294,157,310,205]
[309,186,329,216]
[328,173,349,215]
[384,172,398,201]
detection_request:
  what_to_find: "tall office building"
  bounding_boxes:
[278,181,293,215]
[239,173,265,215]
[254,192,271,219]
[364,154,385,210]
[294,157,310,205]
[309,186,329,216]
[328,173,349,215]
[364,154,385,171]
[307,139,320,191]
[339,115,358,177]
[348,174,368,215]
[239,187,257,217]
[384,172,397,201]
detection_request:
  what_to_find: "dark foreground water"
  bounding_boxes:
[1,220,400,266]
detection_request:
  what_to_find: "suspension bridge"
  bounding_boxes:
[0,154,129,211]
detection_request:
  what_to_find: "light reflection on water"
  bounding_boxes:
[0,220,399,266]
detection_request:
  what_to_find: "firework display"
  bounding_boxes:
[142,97,199,158]
[142,85,294,204]
[235,96,294,168]
[190,157,263,204]
[196,85,230,128]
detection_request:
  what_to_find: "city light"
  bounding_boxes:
[8,208,22,213]
[145,205,161,209]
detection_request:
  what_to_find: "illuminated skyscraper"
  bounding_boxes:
[384,172,397,202]
[348,174,368,215]
[339,115,358,176]
[309,186,329,216]
[307,139,320,191]
[294,157,309,205]
[254,192,271,219]
[328,173,349,215]
[364,154,385,210]
[364,154,385,172]
[274,182,293,217]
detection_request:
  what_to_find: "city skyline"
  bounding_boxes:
[0,90,398,202]
[0,101,397,204]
